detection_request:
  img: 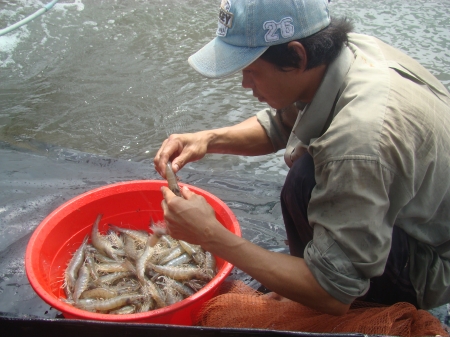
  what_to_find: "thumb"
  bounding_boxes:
[161,186,176,202]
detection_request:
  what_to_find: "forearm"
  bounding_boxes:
[203,223,351,315]
[154,116,275,176]
[202,116,275,156]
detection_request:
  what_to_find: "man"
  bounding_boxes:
[154,0,450,315]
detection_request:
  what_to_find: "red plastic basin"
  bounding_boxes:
[25,180,240,325]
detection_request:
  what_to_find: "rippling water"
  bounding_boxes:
[1,0,449,183]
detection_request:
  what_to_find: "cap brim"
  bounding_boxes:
[188,37,268,79]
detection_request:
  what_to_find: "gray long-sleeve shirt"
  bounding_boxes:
[257,33,450,309]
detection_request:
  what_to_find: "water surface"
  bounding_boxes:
[1,0,449,182]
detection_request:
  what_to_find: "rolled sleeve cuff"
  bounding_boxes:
[304,225,370,304]
[256,108,291,152]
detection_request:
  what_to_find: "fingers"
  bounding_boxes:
[154,139,169,177]
[160,187,174,230]
[160,186,185,240]
[170,161,180,174]
[161,185,186,213]
[154,136,182,178]
[154,149,184,177]
[154,133,203,177]
[180,185,193,199]
[164,150,184,175]
[161,186,176,202]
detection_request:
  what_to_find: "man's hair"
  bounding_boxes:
[260,17,353,71]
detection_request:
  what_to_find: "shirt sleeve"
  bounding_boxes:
[304,156,397,304]
[256,104,299,152]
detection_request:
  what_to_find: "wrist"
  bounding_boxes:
[201,219,238,254]
[200,218,223,251]
[199,128,229,154]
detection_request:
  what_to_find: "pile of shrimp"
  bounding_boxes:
[62,214,216,314]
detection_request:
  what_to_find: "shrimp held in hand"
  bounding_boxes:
[166,161,182,197]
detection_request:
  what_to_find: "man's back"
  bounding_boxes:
[309,33,450,309]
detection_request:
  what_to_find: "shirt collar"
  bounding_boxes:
[293,45,354,146]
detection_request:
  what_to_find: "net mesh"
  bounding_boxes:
[196,281,449,336]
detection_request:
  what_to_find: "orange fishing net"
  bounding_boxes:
[196,281,449,336]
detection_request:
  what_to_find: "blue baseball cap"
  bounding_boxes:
[188,0,331,79]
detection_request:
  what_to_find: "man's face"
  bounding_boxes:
[241,58,304,110]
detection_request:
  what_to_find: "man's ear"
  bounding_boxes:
[287,41,308,71]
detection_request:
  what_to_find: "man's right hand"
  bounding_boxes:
[153,131,210,178]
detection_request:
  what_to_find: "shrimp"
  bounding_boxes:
[158,245,185,265]
[109,305,136,315]
[179,240,205,266]
[112,281,141,295]
[141,280,166,308]
[163,253,192,267]
[148,233,162,248]
[137,297,154,312]
[204,251,217,279]
[106,229,124,249]
[91,214,125,260]
[136,237,155,284]
[166,161,182,197]
[73,264,90,302]
[147,263,211,281]
[85,251,100,283]
[74,294,145,312]
[92,251,117,264]
[98,271,135,285]
[186,279,208,292]
[160,279,183,306]
[80,287,118,300]
[164,277,195,298]
[149,246,172,264]
[121,258,137,274]
[148,217,168,247]
[96,261,131,274]
[64,235,89,293]
[122,233,143,261]
[62,222,218,315]
[159,235,175,248]
[80,280,140,300]
[63,282,73,302]
[108,224,148,245]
